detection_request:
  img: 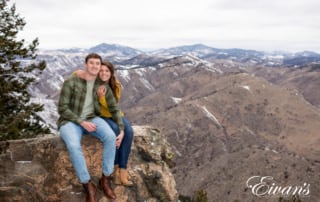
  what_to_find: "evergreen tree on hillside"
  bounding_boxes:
[0,0,50,140]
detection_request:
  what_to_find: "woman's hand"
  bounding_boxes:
[116,130,124,148]
[97,85,106,97]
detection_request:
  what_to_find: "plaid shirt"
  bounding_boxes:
[57,76,124,130]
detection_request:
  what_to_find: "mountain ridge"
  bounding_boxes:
[41,42,320,56]
[36,43,320,73]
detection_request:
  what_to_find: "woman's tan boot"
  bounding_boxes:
[120,168,133,186]
[113,165,121,185]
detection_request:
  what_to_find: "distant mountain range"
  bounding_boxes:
[28,43,320,200]
[42,43,320,67]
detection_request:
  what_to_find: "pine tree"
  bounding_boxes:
[0,0,50,141]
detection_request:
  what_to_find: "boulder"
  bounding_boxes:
[0,126,178,202]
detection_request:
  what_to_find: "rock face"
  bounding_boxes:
[0,126,178,202]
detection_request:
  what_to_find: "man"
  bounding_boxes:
[57,53,124,201]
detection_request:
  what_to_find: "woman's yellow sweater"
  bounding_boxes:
[99,81,124,118]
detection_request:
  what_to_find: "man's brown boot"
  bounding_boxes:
[82,180,97,202]
[99,174,116,199]
[120,168,133,186]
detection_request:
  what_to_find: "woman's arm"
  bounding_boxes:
[102,85,124,130]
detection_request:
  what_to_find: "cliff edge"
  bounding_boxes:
[0,126,178,202]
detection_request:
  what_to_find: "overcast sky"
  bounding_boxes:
[11,0,320,52]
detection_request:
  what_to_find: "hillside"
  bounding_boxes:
[118,65,320,201]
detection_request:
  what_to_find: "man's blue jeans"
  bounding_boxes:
[59,117,116,183]
[103,117,133,169]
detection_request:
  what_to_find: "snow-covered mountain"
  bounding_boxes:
[150,44,220,57]
[30,43,320,131]
[89,43,143,57]
[153,44,320,67]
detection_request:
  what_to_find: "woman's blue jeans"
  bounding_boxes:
[59,117,116,183]
[103,117,133,169]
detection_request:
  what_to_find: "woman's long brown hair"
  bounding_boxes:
[101,60,119,102]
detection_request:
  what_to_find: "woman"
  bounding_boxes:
[74,61,134,186]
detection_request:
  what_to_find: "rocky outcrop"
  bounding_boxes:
[0,126,178,202]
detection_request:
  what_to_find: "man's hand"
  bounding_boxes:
[116,130,124,148]
[80,121,97,132]
[97,85,107,98]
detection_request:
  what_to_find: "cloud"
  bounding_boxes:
[10,0,320,52]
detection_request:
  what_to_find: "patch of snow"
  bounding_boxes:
[134,68,146,77]
[185,54,201,66]
[30,97,58,131]
[200,106,221,127]
[218,52,228,55]
[244,126,256,136]
[204,64,223,74]
[241,85,250,91]
[173,71,178,76]
[171,97,182,104]
[117,69,130,82]
[139,78,155,91]
[129,64,140,68]
[267,55,284,59]
[158,63,166,68]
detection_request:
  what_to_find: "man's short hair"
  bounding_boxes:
[85,53,102,64]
